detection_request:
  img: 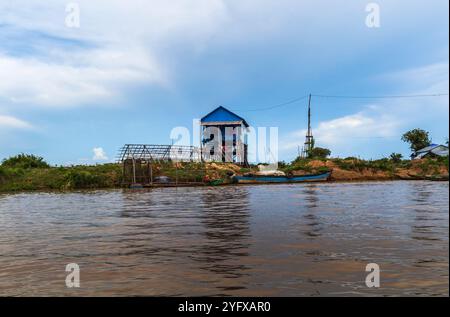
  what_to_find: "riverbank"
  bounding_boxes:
[0,156,448,193]
[290,157,449,182]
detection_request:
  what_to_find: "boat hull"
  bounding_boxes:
[233,171,332,184]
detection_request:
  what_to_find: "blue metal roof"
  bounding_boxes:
[416,144,440,153]
[412,143,449,159]
[201,106,249,127]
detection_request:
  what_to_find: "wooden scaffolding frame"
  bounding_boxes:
[117,144,203,186]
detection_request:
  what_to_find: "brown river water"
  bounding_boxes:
[0,181,448,296]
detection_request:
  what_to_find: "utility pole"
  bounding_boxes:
[303,94,314,158]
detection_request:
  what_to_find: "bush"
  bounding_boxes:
[64,170,107,189]
[277,161,288,169]
[332,157,396,172]
[2,154,49,169]
[371,158,394,172]
[0,166,5,183]
[389,153,403,164]
[417,158,443,175]
[239,168,253,174]
[332,158,355,171]
[438,155,449,171]
[284,158,313,173]
[308,147,331,159]
[291,156,307,165]
[316,166,331,174]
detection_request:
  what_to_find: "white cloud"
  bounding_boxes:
[281,111,400,153]
[281,62,449,159]
[0,0,229,108]
[1,0,446,109]
[0,50,166,107]
[311,112,398,145]
[92,147,108,161]
[0,115,32,130]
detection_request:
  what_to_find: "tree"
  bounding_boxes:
[389,153,403,163]
[1,154,50,169]
[308,147,331,159]
[401,129,431,153]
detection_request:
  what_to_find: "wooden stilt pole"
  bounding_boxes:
[150,163,153,185]
[132,158,136,184]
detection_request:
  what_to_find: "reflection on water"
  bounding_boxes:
[302,185,322,238]
[195,188,251,284]
[0,181,448,296]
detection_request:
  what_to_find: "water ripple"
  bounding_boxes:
[0,181,448,296]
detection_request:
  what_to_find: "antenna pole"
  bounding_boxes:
[303,94,314,157]
[307,94,311,143]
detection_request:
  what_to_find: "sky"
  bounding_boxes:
[0,0,448,165]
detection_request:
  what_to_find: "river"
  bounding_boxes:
[0,181,448,296]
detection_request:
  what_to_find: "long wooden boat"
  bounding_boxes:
[232,171,332,184]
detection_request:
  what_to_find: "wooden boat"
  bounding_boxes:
[232,171,332,184]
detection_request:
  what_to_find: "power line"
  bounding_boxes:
[227,92,448,112]
[312,93,449,99]
[229,95,308,112]
[345,135,399,139]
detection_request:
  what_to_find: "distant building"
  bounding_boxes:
[412,144,449,159]
[200,106,249,165]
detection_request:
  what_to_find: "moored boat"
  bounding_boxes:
[232,171,332,184]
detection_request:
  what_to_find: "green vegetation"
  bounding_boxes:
[2,154,50,169]
[0,157,122,192]
[389,153,403,164]
[308,147,331,159]
[416,156,449,175]
[1,149,448,192]
[332,157,400,172]
[278,128,447,179]
[284,157,314,173]
[280,154,448,179]
[277,161,288,169]
[0,155,237,192]
[281,155,409,175]
[156,162,208,183]
[402,128,432,152]
[239,167,255,174]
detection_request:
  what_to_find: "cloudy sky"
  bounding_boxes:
[0,0,448,164]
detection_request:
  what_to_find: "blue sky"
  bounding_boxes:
[0,0,448,165]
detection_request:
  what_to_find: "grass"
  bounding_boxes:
[416,156,449,176]
[280,156,448,178]
[282,158,315,174]
[0,160,236,192]
[331,157,408,173]
[0,164,122,192]
[156,162,207,183]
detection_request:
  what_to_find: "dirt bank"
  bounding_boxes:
[285,158,449,182]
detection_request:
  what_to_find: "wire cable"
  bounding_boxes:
[227,92,448,112]
[229,95,309,112]
[312,93,449,99]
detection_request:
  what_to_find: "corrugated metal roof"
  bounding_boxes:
[431,146,449,156]
[201,106,249,127]
[416,144,442,153]
[413,144,449,159]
